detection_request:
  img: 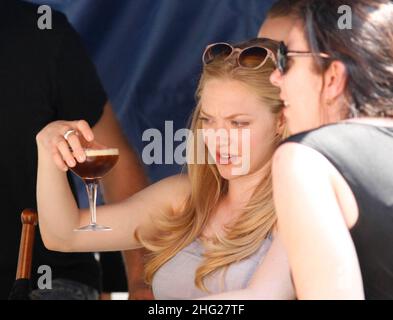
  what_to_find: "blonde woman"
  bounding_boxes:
[36,38,294,299]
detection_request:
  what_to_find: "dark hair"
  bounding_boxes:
[267,0,303,18]
[294,0,393,117]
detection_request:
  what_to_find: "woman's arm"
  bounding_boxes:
[272,143,364,300]
[199,235,295,300]
[36,120,190,253]
[90,103,153,299]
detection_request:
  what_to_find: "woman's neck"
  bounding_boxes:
[202,162,271,240]
[226,162,270,207]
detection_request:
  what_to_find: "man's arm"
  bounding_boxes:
[92,102,153,299]
[93,102,148,201]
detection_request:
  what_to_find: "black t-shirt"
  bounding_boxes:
[0,0,106,298]
[283,122,393,299]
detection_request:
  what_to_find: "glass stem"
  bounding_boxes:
[85,180,99,226]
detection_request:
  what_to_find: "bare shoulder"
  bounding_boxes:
[156,173,191,194]
[272,143,337,210]
[114,173,191,239]
[273,142,359,224]
[153,173,192,216]
[273,142,333,179]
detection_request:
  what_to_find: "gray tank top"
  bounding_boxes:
[152,237,272,299]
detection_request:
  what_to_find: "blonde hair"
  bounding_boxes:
[139,41,286,292]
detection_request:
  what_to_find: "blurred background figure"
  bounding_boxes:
[1,0,148,300]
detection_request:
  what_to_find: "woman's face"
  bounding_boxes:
[199,78,279,181]
[258,16,295,42]
[270,22,325,135]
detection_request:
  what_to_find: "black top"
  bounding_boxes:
[283,122,393,300]
[0,0,106,298]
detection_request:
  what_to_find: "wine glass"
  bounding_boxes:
[69,135,119,232]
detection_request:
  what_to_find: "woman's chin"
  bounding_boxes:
[216,164,248,180]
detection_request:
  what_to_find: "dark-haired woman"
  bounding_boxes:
[270,0,393,299]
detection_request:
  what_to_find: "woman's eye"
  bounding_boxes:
[231,121,249,127]
[199,117,211,124]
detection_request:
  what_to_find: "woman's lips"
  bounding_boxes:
[215,152,239,165]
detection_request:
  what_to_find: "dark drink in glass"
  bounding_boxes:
[70,146,119,232]
[71,149,119,181]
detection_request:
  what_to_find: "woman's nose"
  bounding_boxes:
[215,128,230,145]
[270,68,283,87]
[203,125,230,145]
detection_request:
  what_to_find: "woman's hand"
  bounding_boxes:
[36,120,95,171]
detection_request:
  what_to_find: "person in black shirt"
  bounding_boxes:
[270,0,393,299]
[0,0,149,299]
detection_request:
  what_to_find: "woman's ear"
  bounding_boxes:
[323,60,348,102]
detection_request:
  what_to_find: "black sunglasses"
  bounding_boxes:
[277,41,331,74]
[202,39,278,70]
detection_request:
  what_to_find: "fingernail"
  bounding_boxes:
[78,155,85,162]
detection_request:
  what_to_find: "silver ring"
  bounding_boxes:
[63,129,76,140]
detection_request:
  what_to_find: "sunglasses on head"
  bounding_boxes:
[277,41,331,74]
[202,39,278,70]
